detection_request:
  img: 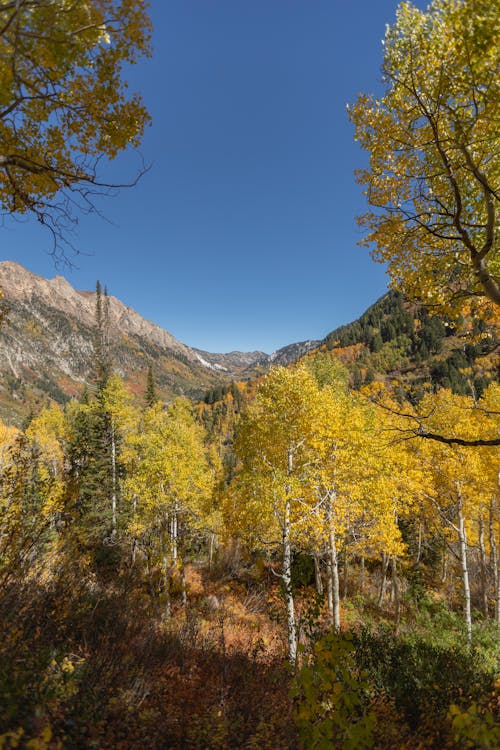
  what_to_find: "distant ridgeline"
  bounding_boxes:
[202,291,499,407]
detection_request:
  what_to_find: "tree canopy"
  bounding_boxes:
[0,0,152,256]
[349,0,500,316]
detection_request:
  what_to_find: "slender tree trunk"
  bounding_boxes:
[326,494,340,630]
[208,532,217,570]
[458,500,472,645]
[416,517,423,564]
[313,552,323,596]
[171,502,178,564]
[131,494,138,566]
[490,497,500,625]
[391,556,401,624]
[343,546,349,600]
[162,554,171,619]
[162,511,171,619]
[282,495,297,663]
[359,555,365,593]
[441,546,448,583]
[378,552,390,608]
[326,561,333,616]
[478,517,489,618]
[110,419,117,540]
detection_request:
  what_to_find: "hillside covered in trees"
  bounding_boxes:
[322,290,499,398]
[1,0,499,748]
[1,282,499,747]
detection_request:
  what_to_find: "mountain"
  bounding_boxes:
[197,291,498,464]
[0,262,318,423]
[319,290,499,398]
[3,262,494,426]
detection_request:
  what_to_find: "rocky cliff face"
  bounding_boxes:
[0,261,213,364]
[0,262,317,422]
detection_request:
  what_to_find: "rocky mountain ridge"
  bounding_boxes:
[0,261,319,422]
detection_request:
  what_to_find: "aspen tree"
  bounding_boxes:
[99,375,138,541]
[228,367,325,662]
[415,389,496,643]
[349,0,500,315]
[125,399,214,613]
[0,0,152,255]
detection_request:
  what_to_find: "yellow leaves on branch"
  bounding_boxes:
[225,359,499,566]
[225,365,407,560]
[0,1,152,248]
[124,398,215,540]
[349,0,500,316]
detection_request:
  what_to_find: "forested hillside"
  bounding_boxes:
[322,290,499,398]
[2,271,498,750]
[0,263,320,425]
[1,0,499,748]
[1,309,499,747]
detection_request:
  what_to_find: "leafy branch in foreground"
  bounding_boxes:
[0,0,152,259]
[349,0,500,317]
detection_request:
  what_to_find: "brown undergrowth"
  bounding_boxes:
[0,560,298,750]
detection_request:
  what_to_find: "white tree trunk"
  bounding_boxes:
[458,500,472,645]
[283,496,297,663]
[180,557,187,607]
[162,553,171,619]
[478,517,489,617]
[326,494,340,631]
[131,494,138,566]
[110,419,117,540]
[378,553,390,608]
[343,547,349,600]
[490,497,500,625]
[441,546,448,583]
[171,502,178,564]
[391,556,401,624]
[359,555,365,593]
[208,532,217,569]
[313,552,323,596]
[162,511,171,619]
[416,516,423,564]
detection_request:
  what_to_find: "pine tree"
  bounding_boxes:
[94,281,111,391]
[145,364,158,408]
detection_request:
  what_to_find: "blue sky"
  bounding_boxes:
[3,0,425,354]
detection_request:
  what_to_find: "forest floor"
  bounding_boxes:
[1,554,499,749]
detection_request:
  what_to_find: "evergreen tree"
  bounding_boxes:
[94,281,111,391]
[145,364,158,408]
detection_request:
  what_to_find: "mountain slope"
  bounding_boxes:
[320,290,499,398]
[3,263,495,426]
[0,262,318,423]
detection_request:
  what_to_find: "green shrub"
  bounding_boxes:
[292,632,376,750]
[352,626,496,728]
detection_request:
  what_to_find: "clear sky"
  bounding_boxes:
[3,0,426,354]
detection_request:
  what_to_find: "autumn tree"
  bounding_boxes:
[227,367,328,662]
[63,376,137,566]
[125,398,214,613]
[307,371,407,626]
[99,374,138,542]
[0,0,152,256]
[0,431,63,587]
[399,388,499,643]
[144,364,158,408]
[349,0,500,316]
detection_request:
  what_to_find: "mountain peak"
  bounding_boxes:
[0,261,318,422]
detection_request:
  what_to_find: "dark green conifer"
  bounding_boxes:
[145,364,158,408]
[94,280,111,392]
